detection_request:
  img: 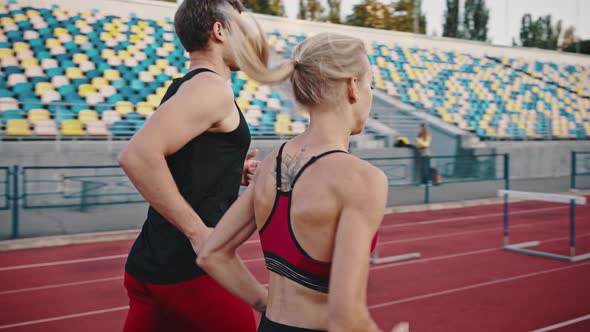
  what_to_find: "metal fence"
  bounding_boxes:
[366,153,509,204]
[0,167,9,210]
[571,151,590,190]
[2,153,510,238]
[21,165,143,209]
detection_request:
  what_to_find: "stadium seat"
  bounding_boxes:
[61,119,85,136]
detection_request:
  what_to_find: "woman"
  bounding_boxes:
[198,8,407,332]
[415,124,440,185]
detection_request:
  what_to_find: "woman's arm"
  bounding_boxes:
[197,184,268,312]
[328,164,388,332]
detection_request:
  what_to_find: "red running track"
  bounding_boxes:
[0,198,588,331]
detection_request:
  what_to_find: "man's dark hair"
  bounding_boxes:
[174,0,243,53]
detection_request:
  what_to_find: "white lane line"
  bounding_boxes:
[530,314,590,332]
[0,306,130,330]
[368,262,590,309]
[0,254,127,272]
[0,276,123,296]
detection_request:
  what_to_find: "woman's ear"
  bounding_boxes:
[347,78,359,104]
[210,21,226,43]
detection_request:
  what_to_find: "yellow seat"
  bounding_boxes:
[13,14,27,22]
[136,102,155,116]
[78,84,97,97]
[118,50,131,59]
[53,27,68,36]
[0,17,15,25]
[237,71,249,80]
[75,20,89,29]
[28,109,51,124]
[45,38,61,48]
[6,119,32,136]
[137,21,149,28]
[13,42,30,52]
[65,67,84,79]
[163,43,176,52]
[20,58,39,67]
[73,53,89,64]
[115,101,134,115]
[236,98,250,110]
[147,94,162,107]
[104,69,121,81]
[101,49,116,59]
[35,82,54,95]
[26,10,41,18]
[148,65,162,76]
[91,77,109,89]
[78,110,99,125]
[61,120,85,136]
[155,59,169,69]
[0,49,14,58]
[130,35,143,43]
[74,35,89,45]
[127,45,140,55]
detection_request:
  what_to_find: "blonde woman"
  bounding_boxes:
[197,7,408,332]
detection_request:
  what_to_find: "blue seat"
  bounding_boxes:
[2,110,25,124]
[125,112,143,121]
[54,110,75,123]
[111,121,134,136]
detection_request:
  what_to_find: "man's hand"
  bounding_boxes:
[241,149,260,186]
[189,227,214,257]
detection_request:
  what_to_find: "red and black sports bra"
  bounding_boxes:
[259,142,378,293]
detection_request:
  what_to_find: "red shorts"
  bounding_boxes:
[123,272,257,332]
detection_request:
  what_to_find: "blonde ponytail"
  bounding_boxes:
[221,4,295,84]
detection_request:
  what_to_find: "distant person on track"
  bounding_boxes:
[194,10,409,330]
[118,1,261,331]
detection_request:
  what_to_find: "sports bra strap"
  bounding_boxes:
[275,142,288,190]
[291,150,348,188]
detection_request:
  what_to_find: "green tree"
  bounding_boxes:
[346,0,373,28]
[462,0,489,41]
[306,0,324,21]
[326,0,341,23]
[390,0,426,33]
[517,14,562,50]
[242,0,258,11]
[442,0,460,38]
[298,0,307,20]
[270,0,285,17]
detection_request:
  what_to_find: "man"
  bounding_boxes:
[118,1,260,330]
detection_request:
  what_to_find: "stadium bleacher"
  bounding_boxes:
[0,1,588,140]
[0,1,306,138]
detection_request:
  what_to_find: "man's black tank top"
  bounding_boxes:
[125,68,251,284]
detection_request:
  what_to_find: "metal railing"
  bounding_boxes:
[21,165,143,210]
[2,153,510,238]
[365,153,509,204]
[571,151,590,190]
[0,167,9,210]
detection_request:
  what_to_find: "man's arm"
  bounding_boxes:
[118,73,234,249]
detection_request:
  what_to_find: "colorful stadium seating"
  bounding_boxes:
[0,2,587,140]
[0,2,301,138]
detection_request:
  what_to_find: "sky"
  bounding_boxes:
[283,0,589,46]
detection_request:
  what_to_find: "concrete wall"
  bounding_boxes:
[484,141,590,179]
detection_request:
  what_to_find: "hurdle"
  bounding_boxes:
[369,243,421,265]
[499,190,589,262]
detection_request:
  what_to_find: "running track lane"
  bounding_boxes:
[0,198,588,331]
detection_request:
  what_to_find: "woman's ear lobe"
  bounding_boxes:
[348,78,358,104]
